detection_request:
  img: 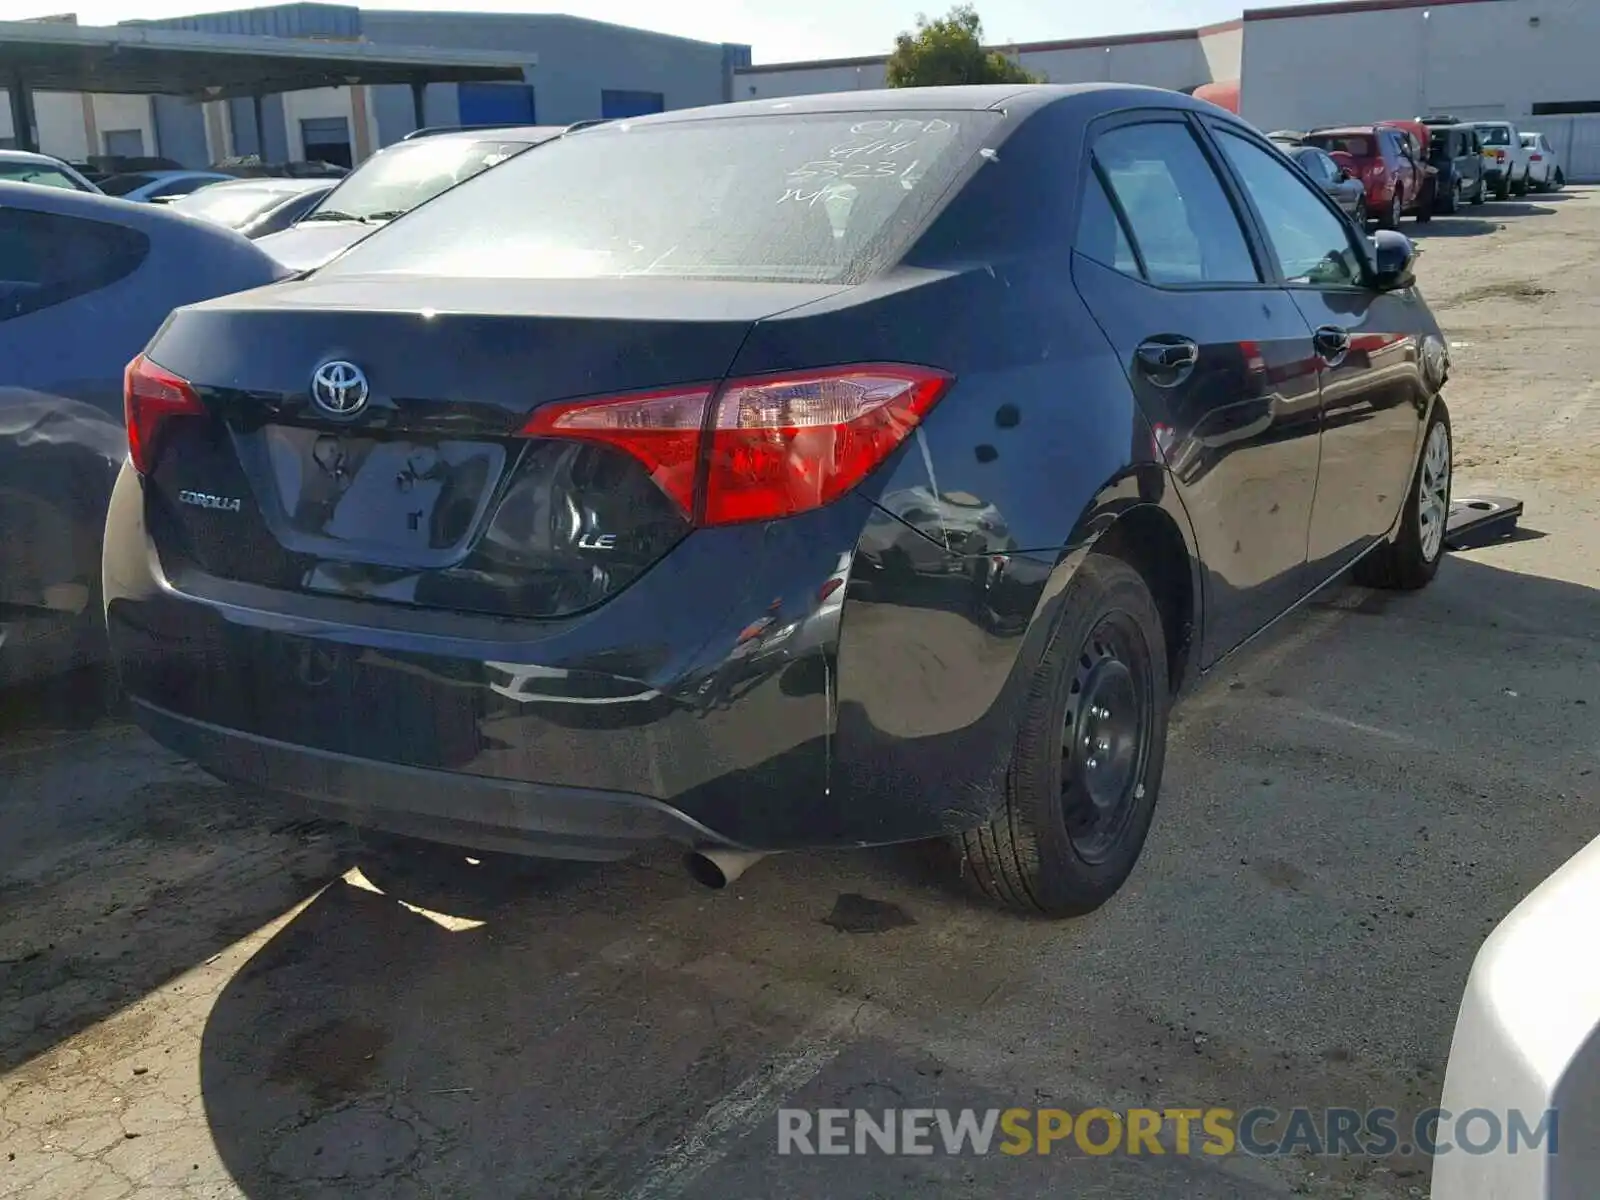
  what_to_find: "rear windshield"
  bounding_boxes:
[99,172,158,196]
[321,112,998,285]
[1477,125,1512,146]
[170,184,297,227]
[1305,134,1372,158]
[307,137,535,222]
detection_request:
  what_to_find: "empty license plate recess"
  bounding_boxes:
[249,424,509,567]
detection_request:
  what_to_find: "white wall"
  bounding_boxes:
[737,61,887,102]
[1241,0,1600,134]
[280,86,366,161]
[89,94,156,157]
[737,33,1210,102]
[1199,23,1243,82]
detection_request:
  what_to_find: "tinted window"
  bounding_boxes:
[1075,169,1139,276]
[0,161,82,190]
[0,209,150,321]
[1092,121,1258,285]
[1305,134,1373,158]
[1216,130,1362,288]
[98,172,158,196]
[308,137,537,223]
[323,112,998,285]
[1477,125,1512,146]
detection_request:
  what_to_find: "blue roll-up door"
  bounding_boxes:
[457,83,537,126]
[601,90,665,120]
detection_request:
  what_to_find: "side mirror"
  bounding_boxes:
[1369,228,1417,291]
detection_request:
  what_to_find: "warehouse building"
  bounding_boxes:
[737,0,1600,179]
[1,3,749,167]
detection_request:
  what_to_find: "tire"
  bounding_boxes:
[1438,177,1458,215]
[1379,188,1402,230]
[958,555,1169,918]
[1494,175,1510,200]
[1553,167,1565,190]
[1471,176,1487,205]
[1512,170,1528,196]
[1353,400,1452,591]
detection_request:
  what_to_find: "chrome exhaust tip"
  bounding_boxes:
[685,849,768,889]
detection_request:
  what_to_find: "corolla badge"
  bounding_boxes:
[310,360,370,416]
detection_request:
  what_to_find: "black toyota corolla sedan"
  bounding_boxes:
[105,84,1454,917]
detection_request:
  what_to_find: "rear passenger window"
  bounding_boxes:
[0,208,149,321]
[1075,170,1140,276]
[1091,122,1259,286]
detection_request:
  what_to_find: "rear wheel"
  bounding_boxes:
[1379,188,1402,229]
[1494,174,1510,200]
[1471,176,1487,205]
[1353,400,1452,591]
[1553,167,1566,190]
[958,555,1169,918]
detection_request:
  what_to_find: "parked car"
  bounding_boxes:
[0,149,103,194]
[1419,121,1486,212]
[1432,831,1600,1199]
[0,181,287,689]
[97,169,237,204]
[1474,120,1529,198]
[1304,125,1430,228]
[167,177,337,240]
[1520,130,1565,191]
[254,125,569,271]
[1285,143,1368,222]
[104,84,1453,915]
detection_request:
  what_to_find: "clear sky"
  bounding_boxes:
[10,0,1335,64]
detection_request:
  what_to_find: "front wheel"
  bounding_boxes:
[958,555,1169,917]
[1353,401,1452,591]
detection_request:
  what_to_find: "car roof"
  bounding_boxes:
[604,83,1212,129]
[0,177,253,235]
[397,124,567,144]
[188,176,329,192]
[0,148,74,166]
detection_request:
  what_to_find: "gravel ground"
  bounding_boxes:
[2,189,1597,1200]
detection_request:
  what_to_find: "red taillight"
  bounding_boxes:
[518,365,951,527]
[124,354,204,475]
[1494,149,1506,161]
[1530,153,1543,161]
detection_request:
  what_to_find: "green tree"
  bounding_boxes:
[885,5,1040,88]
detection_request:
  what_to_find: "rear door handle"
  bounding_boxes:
[1314,325,1351,363]
[1135,338,1199,385]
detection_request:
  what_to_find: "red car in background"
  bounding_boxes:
[1303,124,1433,229]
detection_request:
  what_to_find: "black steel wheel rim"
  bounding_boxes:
[1059,611,1154,865]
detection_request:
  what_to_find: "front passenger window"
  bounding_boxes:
[1215,130,1363,288]
[1092,121,1259,286]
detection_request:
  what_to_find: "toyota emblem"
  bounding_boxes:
[310,360,370,417]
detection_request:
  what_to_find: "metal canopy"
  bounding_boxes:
[0,19,532,100]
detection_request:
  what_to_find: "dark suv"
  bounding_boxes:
[1420,118,1485,212]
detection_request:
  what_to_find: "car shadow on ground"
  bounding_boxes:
[178,548,1598,1198]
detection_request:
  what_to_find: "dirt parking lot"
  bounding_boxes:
[3,190,1599,1200]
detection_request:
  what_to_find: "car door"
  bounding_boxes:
[1207,121,1435,577]
[1070,112,1324,661]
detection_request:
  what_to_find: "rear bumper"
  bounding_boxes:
[105,461,1043,855]
[130,696,724,860]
